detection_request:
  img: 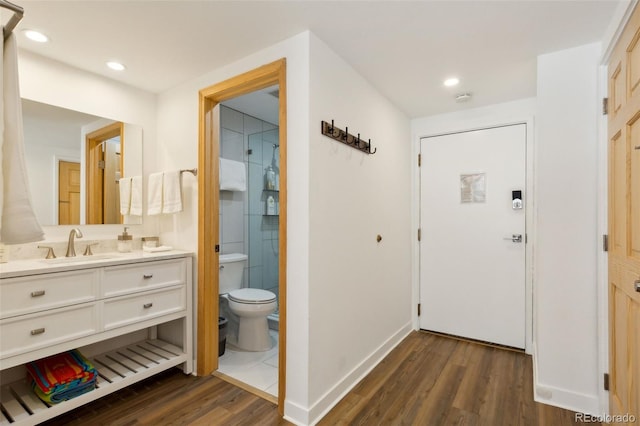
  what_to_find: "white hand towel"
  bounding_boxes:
[147,172,163,216]
[0,32,44,244]
[162,170,183,214]
[219,158,246,191]
[129,176,143,216]
[119,177,132,215]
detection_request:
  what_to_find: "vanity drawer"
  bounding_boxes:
[102,259,186,297]
[0,270,98,319]
[103,285,186,330]
[0,303,98,359]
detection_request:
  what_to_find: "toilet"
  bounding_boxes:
[219,253,277,351]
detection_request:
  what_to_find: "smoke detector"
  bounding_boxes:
[455,93,472,103]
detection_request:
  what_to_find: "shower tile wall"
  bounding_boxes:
[220,106,279,298]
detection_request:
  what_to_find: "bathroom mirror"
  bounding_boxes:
[22,99,143,226]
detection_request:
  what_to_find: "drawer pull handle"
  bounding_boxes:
[30,290,45,297]
[143,303,153,309]
[143,274,153,279]
[30,328,45,336]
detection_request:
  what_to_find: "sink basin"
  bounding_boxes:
[40,254,120,264]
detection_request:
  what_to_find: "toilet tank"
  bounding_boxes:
[219,253,248,294]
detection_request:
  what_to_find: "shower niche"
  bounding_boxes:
[261,138,280,217]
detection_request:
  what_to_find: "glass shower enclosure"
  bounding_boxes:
[247,128,279,312]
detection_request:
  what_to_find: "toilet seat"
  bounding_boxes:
[228,288,276,304]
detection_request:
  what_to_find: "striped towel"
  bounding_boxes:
[32,377,96,404]
[26,349,97,404]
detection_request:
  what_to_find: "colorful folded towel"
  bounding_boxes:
[32,377,96,404]
[26,349,97,404]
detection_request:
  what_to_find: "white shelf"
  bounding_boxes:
[0,339,187,426]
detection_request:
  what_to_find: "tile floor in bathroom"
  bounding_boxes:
[217,330,279,397]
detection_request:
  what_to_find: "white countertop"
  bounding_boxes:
[0,250,194,279]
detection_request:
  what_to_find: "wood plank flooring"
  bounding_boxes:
[40,331,594,425]
[319,331,595,425]
[40,369,288,426]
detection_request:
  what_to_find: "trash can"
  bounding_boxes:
[218,317,228,356]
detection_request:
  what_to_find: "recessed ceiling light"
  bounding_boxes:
[444,77,460,87]
[106,61,126,71]
[23,30,49,43]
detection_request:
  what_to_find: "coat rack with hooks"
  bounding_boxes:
[321,120,377,155]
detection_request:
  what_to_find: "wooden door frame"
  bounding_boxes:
[197,58,287,414]
[85,121,124,224]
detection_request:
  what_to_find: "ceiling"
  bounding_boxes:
[8,1,624,118]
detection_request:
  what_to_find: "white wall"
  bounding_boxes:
[18,51,156,240]
[307,34,413,423]
[23,116,81,225]
[154,32,312,424]
[534,43,602,414]
[154,30,413,424]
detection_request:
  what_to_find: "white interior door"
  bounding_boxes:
[419,124,526,349]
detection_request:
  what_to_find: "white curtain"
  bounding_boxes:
[0,29,44,244]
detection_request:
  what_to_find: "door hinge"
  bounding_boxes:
[215,244,220,253]
[603,97,609,115]
[418,153,421,167]
[604,373,609,391]
[418,228,421,241]
[603,234,609,252]
[417,303,421,316]
[98,160,105,170]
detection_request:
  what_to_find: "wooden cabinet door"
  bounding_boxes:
[58,160,80,225]
[607,4,640,420]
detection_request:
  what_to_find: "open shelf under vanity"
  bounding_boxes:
[0,339,186,425]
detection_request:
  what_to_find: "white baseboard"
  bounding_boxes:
[286,322,412,426]
[284,400,310,426]
[532,343,600,416]
[534,385,600,416]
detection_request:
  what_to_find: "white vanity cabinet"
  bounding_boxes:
[0,252,193,426]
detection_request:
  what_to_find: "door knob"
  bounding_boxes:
[635,279,640,292]
[503,234,523,243]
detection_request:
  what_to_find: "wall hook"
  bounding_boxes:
[321,120,377,155]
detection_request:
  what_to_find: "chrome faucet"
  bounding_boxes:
[66,228,83,257]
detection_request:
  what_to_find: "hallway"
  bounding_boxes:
[42,332,592,425]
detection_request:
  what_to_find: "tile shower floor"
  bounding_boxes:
[217,330,279,397]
